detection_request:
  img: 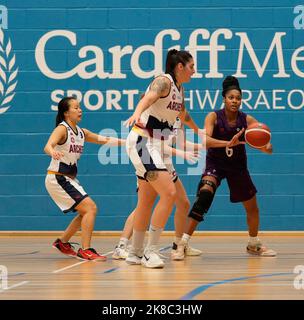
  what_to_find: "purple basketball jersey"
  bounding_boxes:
[207,109,248,170]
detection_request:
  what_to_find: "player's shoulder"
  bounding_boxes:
[152,74,171,86]
[55,123,68,133]
[206,112,217,120]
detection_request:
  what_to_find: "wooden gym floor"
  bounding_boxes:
[0,234,303,300]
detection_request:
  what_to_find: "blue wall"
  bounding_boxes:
[0,0,303,230]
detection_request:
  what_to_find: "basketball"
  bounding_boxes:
[245,122,271,148]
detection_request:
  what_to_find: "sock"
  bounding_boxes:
[132,230,145,252]
[118,237,129,247]
[249,236,260,245]
[181,233,191,244]
[174,236,182,245]
[146,225,163,248]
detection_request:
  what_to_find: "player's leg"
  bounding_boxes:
[126,179,158,265]
[173,178,190,239]
[171,178,202,260]
[61,214,82,243]
[227,170,276,257]
[180,175,218,251]
[242,195,276,257]
[113,210,135,260]
[141,170,176,268]
[46,174,86,258]
[75,197,107,261]
[52,214,83,257]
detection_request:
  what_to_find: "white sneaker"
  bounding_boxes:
[141,247,165,268]
[171,242,185,261]
[185,244,202,256]
[247,241,277,257]
[112,244,128,260]
[125,246,143,265]
[171,242,202,258]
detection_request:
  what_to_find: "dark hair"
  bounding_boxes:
[55,97,77,127]
[222,75,242,97]
[165,49,193,83]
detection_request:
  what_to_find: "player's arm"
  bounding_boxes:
[163,142,199,163]
[175,124,203,152]
[124,76,171,127]
[204,112,226,148]
[82,128,125,146]
[204,112,227,148]
[44,125,66,160]
[246,115,273,154]
[179,107,200,134]
[246,114,258,126]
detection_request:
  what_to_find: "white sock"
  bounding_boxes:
[181,233,191,243]
[174,236,182,245]
[118,237,129,247]
[249,236,260,244]
[147,225,163,248]
[132,230,145,252]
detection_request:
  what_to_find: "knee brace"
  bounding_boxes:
[197,179,217,194]
[189,180,216,222]
[188,189,214,222]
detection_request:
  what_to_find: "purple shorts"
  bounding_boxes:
[201,161,257,203]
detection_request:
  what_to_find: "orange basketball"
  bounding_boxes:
[245,122,271,148]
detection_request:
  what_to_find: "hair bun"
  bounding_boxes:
[222,75,240,90]
[168,49,178,56]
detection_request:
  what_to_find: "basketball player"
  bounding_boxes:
[178,76,276,257]
[44,97,124,261]
[113,117,203,260]
[124,50,245,268]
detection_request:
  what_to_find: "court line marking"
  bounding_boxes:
[52,245,170,274]
[0,281,29,293]
[159,245,171,252]
[0,251,40,257]
[9,273,26,277]
[180,272,294,300]
[103,267,119,274]
[52,250,113,274]
[0,244,174,290]
[52,260,87,274]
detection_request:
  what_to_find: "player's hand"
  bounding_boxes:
[51,150,64,160]
[123,113,141,127]
[261,142,273,154]
[227,128,245,147]
[184,151,200,164]
[175,149,200,164]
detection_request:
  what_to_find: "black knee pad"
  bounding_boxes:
[188,189,215,222]
[197,179,217,194]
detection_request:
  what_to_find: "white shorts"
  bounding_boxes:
[126,129,168,180]
[45,174,88,213]
[135,156,178,191]
[163,154,178,182]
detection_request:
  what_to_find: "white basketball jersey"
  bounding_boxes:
[168,117,182,146]
[163,117,183,159]
[47,121,85,177]
[139,74,184,133]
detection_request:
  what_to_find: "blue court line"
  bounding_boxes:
[180,272,294,300]
[8,273,26,277]
[0,251,40,257]
[159,246,171,252]
[103,267,120,274]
